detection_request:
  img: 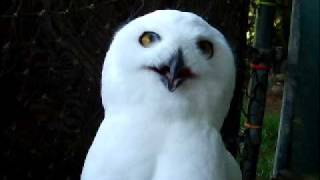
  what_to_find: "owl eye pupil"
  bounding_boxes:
[139,32,160,47]
[197,40,214,59]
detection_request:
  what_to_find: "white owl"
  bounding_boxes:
[82,10,241,180]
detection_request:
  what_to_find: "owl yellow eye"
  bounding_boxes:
[197,40,214,59]
[139,32,160,47]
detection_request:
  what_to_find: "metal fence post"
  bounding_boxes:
[241,0,276,179]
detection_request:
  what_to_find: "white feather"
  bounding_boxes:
[82,10,241,180]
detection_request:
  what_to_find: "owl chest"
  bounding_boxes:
[84,117,224,180]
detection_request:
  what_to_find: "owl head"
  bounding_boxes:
[101,10,235,129]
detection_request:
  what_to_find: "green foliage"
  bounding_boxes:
[239,98,280,179]
[247,1,257,45]
[257,112,279,179]
[247,0,292,47]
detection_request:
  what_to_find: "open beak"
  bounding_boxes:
[146,49,195,92]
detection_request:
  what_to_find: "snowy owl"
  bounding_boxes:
[82,10,241,180]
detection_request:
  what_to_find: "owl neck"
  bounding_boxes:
[104,103,225,130]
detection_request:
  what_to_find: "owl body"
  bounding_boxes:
[82,10,241,180]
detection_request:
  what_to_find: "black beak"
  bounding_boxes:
[163,49,185,92]
[146,49,195,92]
